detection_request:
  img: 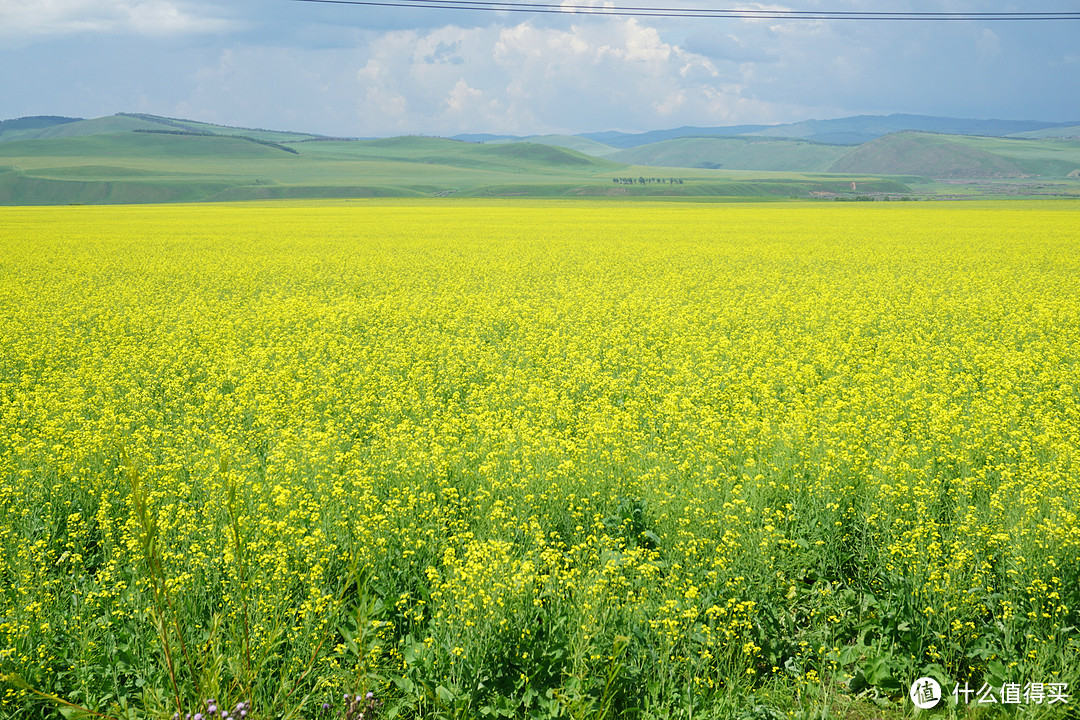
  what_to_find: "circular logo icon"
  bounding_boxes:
[910,677,942,709]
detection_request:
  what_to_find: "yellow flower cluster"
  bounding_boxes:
[1,199,1078,712]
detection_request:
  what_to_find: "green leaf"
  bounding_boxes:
[986,660,1008,686]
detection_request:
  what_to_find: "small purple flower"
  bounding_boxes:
[366,692,373,700]
[322,703,330,712]
[208,705,217,715]
[194,714,204,720]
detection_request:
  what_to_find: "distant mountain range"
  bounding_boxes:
[452,113,1080,148]
[3,111,1078,158]
[450,114,1080,176]
[2,112,1079,204]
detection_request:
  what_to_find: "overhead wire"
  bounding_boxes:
[288,0,1080,21]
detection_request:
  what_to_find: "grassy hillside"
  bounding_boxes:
[748,114,1074,144]
[119,113,325,142]
[457,115,1079,150]
[487,134,620,157]
[828,133,1022,177]
[295,136,621,174]
[0,132,636,204]
[0,113,324,144]
[0,116,82,142]
[0,114,166,141]
[609,136,848,171]
[947,134,1080,175]
[578,124,771,149]
[0,127,919,204]
[572,115,1079,147]
[828,132,1080,178]
[1010,124,1080,139]
[0,132,300,160]
[0,166,233,205]
[575,130,1080,180]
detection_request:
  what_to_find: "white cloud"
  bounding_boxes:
[653,91,686,116]
[7,0,1073,137]
[0,0,234,42]
[976,28,1002,62]
[348,18,798,135]
[171,43,371,134]
[445,79,483,114]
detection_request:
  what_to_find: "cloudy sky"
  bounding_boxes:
[1,1,1077,137]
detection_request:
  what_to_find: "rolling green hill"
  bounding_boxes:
[0,126,914,204]
[118,113,324,142]
[1010,124,1080,139]
[745,114,1072,145]
[572,114,1077,149]
[487,134,620,157]
[0,114,163,141]
[0,131,630,204]
[577,131,1080,182]
[45,113,1080,203]
[0,113,323,144]
[0,131,300,160]
[309,135,620,171]
[948,134,1080,175]
[608,136,848,171]
[0,116,82,142]
[827,131,1080,178]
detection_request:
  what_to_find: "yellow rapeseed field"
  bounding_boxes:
[1,200,1078,719]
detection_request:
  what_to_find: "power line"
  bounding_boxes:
[289,0,1080,21]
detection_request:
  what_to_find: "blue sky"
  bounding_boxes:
[1,1,1077,137]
